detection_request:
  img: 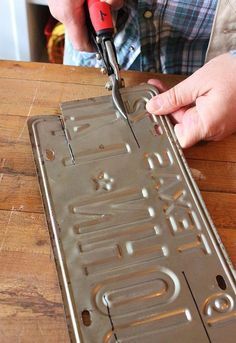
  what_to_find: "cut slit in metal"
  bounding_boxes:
[60,117,75,164]
[126,117,140,148]
[28,84,236,343]
[103,295,119,343]
[110,73,140,148]
[182,271,211,343]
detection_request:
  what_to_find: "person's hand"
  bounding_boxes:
[48,0,123,52]
[146,53,236,148]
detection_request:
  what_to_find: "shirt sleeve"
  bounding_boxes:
[63,33,104,68]
[230,50,236,57]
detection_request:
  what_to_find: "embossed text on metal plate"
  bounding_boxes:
[28,84,236,343]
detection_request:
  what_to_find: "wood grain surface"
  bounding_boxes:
[0,61,235,342]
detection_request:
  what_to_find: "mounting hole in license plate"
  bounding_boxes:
[81,309,92,327]
[216,274,227,290]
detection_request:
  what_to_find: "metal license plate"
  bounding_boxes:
[28,84,236,343]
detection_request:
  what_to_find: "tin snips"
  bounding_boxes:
[86,0,140,147]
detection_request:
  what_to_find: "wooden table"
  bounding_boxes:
[0,61,235,342]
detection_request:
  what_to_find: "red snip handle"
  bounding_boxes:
[87,0,114,34]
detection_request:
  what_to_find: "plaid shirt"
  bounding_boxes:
[64,0,218,75]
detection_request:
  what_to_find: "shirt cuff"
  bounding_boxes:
[63,33,104,68]
[229,50,236,57]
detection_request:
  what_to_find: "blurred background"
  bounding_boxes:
[0,0,64,64]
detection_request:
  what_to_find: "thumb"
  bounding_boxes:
[146,73,202,115]
[174,107,205,148]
